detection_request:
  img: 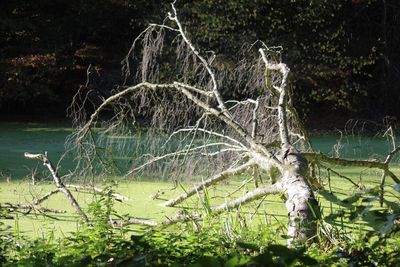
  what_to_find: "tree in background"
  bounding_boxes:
[1,0,399,125]
[176,0,396,120]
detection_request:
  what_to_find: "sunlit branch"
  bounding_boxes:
[161,161,255,207]
[126,142,245,176]
[212,183,282,211]
[168,3,230,118]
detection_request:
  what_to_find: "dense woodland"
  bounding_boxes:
[1,0,399,129]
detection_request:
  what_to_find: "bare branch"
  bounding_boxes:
[164,127,246,148]
[320,165,363,189]
[384,145,400,164]
[168,3,231,118]
[223,177,254,198]
[161,161,255,207]
[162,211,203,226]
[304,152,400,184]
[0,203,66,214]
[251,97,260,139]
[173,82,214,97]
[76,83,174,143]
[126,142,245,176]
[24,152,89,223]
[66,184,129,202]
[110,217,158,227]
[212,183,282,211]
[33,189,61,206]
[74,81,282,169]
[260,48,291,152]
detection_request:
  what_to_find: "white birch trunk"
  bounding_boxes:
[280,147,318,246]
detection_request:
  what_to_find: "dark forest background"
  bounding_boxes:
[0,0,399,130]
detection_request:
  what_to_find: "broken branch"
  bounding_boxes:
[24,152,89,223]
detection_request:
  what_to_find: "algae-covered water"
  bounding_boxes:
[0,122,397,179]
[0,122,399,238]
[0,122,74,179]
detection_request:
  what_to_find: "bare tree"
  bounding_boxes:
[70,2,400,246]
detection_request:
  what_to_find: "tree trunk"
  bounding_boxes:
[281,147,319,246]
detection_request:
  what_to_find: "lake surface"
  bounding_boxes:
[0,122,396,179]
[0,122,74,179]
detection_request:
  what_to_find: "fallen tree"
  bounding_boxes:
[70,2,400,246]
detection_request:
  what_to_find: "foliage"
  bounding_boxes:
[1,0,400,123]
[0,0,169,114]
[176,0,380,117]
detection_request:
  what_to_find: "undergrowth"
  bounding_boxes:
[1,183,400,266]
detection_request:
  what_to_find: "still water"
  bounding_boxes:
[0,122,396,179]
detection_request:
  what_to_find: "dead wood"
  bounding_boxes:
[0,203,66,214]
[24,152,89,223]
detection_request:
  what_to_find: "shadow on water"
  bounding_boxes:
[0,122,397,180]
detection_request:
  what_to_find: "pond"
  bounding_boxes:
[0,122,396,179]
[0,122,74,179]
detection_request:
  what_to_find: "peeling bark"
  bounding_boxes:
[280,148,319,246]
